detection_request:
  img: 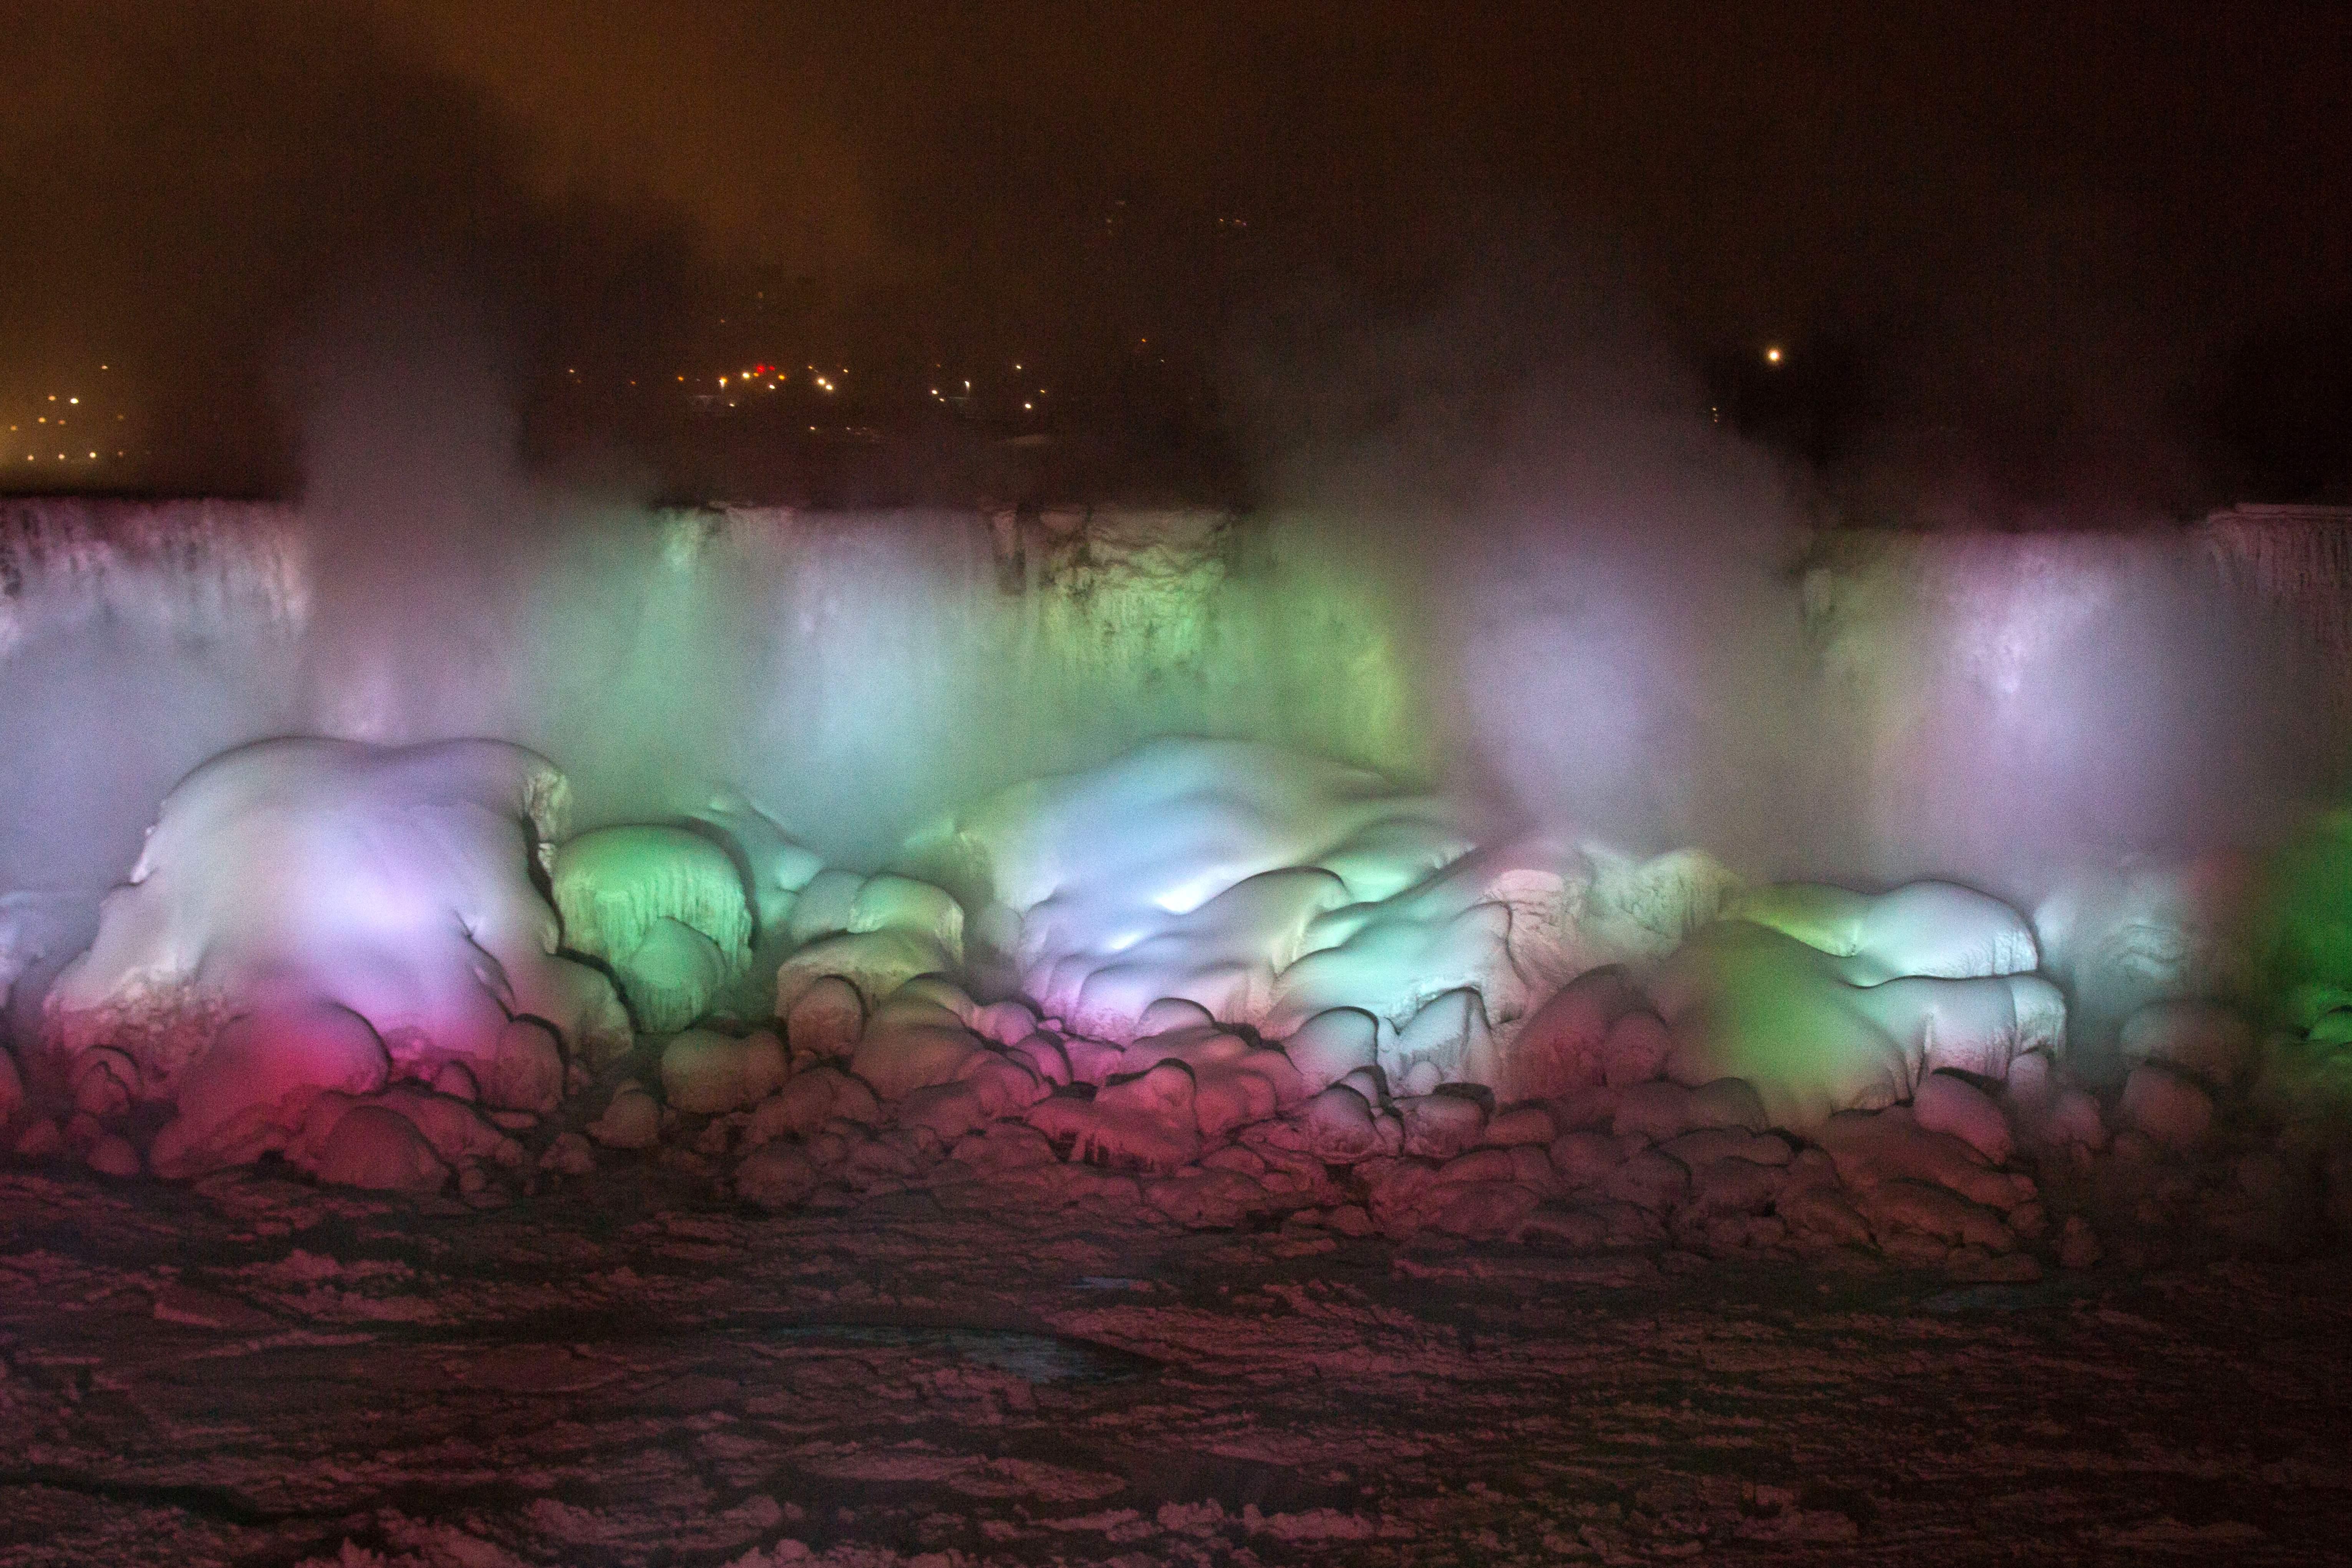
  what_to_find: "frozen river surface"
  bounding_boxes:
[0,1167,2344,1567]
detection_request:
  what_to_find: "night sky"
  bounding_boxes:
[3,1,2345,507]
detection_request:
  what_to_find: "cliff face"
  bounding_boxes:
[0,497,310,655]
[2203,506,2352,712]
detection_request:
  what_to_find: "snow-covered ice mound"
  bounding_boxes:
[1646,881,2064,1131]
[773,869,968,1018]
[897,738,1480,1039]
[44,738,630,1106]
[895,738,1725,1060]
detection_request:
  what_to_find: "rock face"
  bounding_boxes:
[45,738,628,1101]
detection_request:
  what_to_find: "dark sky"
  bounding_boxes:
[3,0,2345,503]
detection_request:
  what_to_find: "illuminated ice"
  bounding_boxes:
[2033,855,2259,1072]
[552,824,753,1033]
[46,738,630,1112]
[1649,882,2064,1132]
[895,738,1714,1065]
[688,786,824,940]
[773,871,966,1018]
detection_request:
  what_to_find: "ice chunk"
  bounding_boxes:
[1728,880,2038,983]
[2033,855,2258,1071]
[784,974,866,1059]
[972,998,1041,1046]
[1812,1105,2035,1212]
[553,825,752,1032]
[1288,1085,1384,1162]
[1382,987,1497,1094]
[1026,1062,1201,1172]
[2119,1063,2213,1152]
[1003,1030,1072,1085]
[848,1003,985,1100]
[1598,1010,1674,1087]
[783,868,864,946]
[660,1028,789,1114]
[1653,884,2064,1132]
[2116,999,2254,1086]
[1282,1007,1379,1093]
[148,1003,391,1177]
[1911,1071,2014,1165]
[615,917,732,1034]
[587,1082,662,1149]
[772,869,966,1022]
[1265,852,1533,1039]
[1394,1092,1486,1159]
[776,928,958,1021]
[895,739,1741,1075]
[46,738,628,1096]
[897,1052,1048,1141]
[735,1141,823,1210]
[1116,1024,1283,1133]
[744,1064,880,1145]
[486,1016,564,1115]
[1497,966,1641,1098]
[688,786,823,941]
[843,874,965,958]
[310,1104,449,1193]
[70,1046,135,1118]
[900,739,1482,1035]
[283,1085,517,1177]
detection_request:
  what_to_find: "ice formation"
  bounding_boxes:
[1648,883,2063,1132]
[893,738,1732,1066]
[42,737,630,1128]
[551,825,754,1033]
[688,786,825,941]
[2033,855,2261,1077]
[144,1001,391,1177]
[773,869,967,1017]
[17,721,2351,1287]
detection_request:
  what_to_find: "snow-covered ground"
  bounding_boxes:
[0,1165,2345,1568]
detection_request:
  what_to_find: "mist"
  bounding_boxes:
[7,245,2343,1037]
[3,0,2347,1029]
